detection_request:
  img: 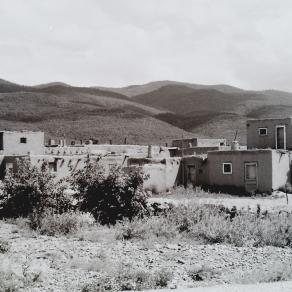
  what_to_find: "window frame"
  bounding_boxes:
[222,162,232,175]
[20,137,27,144]
[258,127,268,136]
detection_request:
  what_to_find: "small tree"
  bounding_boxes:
[70,159,149,225]
[0,158,71,218]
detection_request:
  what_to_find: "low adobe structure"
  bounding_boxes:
[2,117,292,195]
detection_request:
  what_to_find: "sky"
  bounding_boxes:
[0,0,292,91]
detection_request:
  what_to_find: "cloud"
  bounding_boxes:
[0,0,292,91]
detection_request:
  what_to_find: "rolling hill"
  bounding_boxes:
[130,82,292,143]
[0,80,189,144]
[1,78,292,145]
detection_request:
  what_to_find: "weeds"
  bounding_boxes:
[82,263,173,291]
[0,239,10,253]
[29,210,95,236]
[187,264,218,282]
[115,203,292,247]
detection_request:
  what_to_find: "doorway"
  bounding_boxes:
[276,125,286,150]
[245,162,258,192]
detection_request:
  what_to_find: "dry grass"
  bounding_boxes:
[82,262,173,291]
[115,203,292,247]
[29,210,95,236]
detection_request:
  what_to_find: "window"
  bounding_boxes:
[258,128,267,136]
[5,162,13,173]
[49,162,57,172]
[222,163,232,174]
[20,137,27,143]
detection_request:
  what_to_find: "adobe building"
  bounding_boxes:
[203,149,290,194]
[247,117,292,150]
[172,137,228,156]
[0,130,180,193]
[0,131,44,156]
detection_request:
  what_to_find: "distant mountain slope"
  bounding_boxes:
[1,77,292,144]
[98,80,244,97]
[131,84,292,143]
[0,79,188,144]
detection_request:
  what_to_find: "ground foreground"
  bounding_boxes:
[146,281,292,292]
[1,219,292,291]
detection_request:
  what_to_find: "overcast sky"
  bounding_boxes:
[0,0,292,91]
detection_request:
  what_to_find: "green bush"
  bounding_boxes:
[0,158,72,218]
[70,159,150,225]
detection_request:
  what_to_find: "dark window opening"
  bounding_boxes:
[258,128,268,136]
[49,162,57,172]
[20,137,27,143]
[0,132,3,150]
[223,163,232,174]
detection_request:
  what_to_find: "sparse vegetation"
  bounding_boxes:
[115,203,292,247]
[0,239,9,253]
[82,263,173,291]
[29,210,95,236]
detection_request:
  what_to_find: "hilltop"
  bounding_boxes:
[1,78,292,144]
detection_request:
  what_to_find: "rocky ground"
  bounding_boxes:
[1,221,292,291]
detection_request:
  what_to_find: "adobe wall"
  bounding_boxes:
[271,151,291,190]
[206,150,273,193]
[180,156,208,186]
[1,131,44,156]
[172,138,226,148]
[247,118,292,150]
[45,144,170,158]
[142,158,181,193]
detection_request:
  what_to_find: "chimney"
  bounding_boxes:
[147,145,152,158]
[231,141,240,150]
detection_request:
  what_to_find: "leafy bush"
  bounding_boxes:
[70,159,150,225]
[0,158,72,218]
[29,210,94,236]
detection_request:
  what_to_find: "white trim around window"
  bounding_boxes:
[258,127,268,136]
[222,162,232,174]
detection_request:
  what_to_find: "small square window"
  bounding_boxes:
[223,163,232,174]
[258,128,268,136]
[20,137,27,143]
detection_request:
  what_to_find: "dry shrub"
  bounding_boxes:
[115,215,179,241]
[115,203,292,248]
[29,210,95,236]
[187,264,218,282]
[0,239,10,253]
[82,263,173,291]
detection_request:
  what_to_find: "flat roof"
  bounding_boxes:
[247,117,292,122]
[207,149,287,155]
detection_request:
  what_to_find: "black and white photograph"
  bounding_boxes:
[1,0,292,291]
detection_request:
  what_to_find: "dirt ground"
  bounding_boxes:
[1,220,292,291]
